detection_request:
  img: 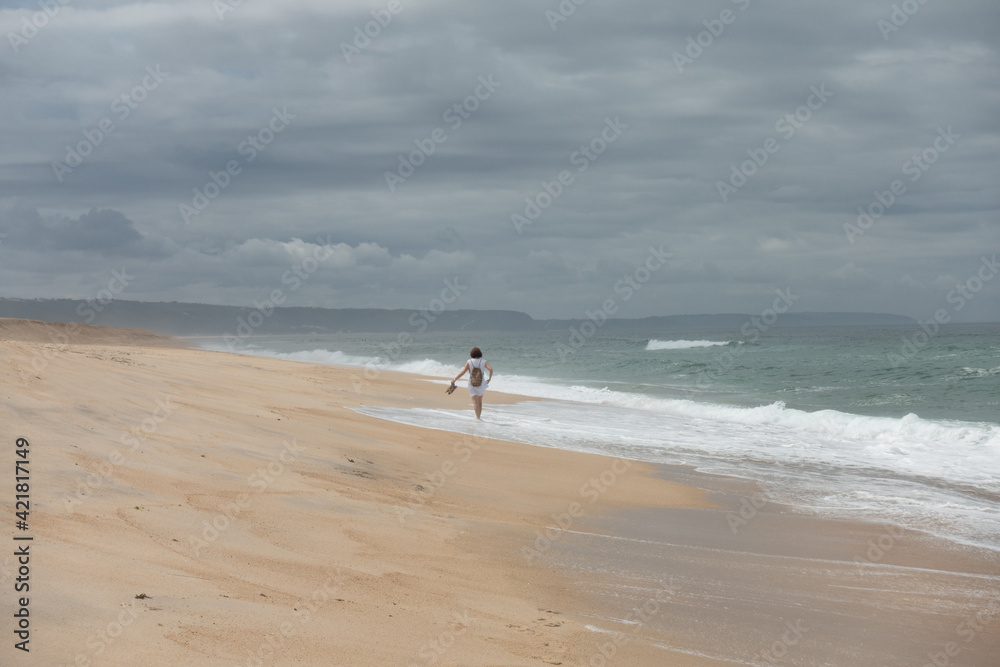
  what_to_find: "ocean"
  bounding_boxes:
[200,323,1000,553]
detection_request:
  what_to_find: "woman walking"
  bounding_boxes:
[450,347,493,419]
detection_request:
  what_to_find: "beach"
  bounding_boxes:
[2,319,997,665]
[1,319,711,666]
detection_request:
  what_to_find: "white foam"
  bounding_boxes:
[258,348,381,367]
[494,379,1000,457]
[233,346,1000,464]
[392,358,459,377]
[216,346,463,379]
[354,397,1000,551]
[211,345,1000,465]
[646,339,732,350]
[958,366,1000,378]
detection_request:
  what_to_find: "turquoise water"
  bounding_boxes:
[201,323,1000,550]
[230,324,1000,421]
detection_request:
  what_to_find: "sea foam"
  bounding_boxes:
[645,339,732,350]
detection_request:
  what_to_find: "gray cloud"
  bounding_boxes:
[0,0,997,321]
[0,205,171,257]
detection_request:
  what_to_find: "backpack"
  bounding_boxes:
[470,359,483,387]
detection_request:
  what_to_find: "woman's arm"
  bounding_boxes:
[453,362,470,384]
[485,361,493,382]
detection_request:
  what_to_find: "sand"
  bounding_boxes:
[0,319,711,666]
[549,468,1000,665]
[2,318,997,666]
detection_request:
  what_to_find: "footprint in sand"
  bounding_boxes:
[506,623,536,634]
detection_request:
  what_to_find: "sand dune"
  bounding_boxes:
[0,317,184,347]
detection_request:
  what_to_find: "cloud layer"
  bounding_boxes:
[1,0,997,321]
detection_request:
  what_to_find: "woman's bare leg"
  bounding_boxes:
[473,395,483,419]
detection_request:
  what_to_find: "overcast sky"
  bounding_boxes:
[0,0,997,321]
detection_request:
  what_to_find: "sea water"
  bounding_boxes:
[199,324,1000,552]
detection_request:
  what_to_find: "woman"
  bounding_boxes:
[451,347,493,420]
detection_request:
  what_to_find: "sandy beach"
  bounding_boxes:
[2,319,998,666]
[1,319,712,666]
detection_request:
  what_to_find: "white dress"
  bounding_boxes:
[467,358,488,397]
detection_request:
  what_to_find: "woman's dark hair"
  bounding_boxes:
[470,347,482,358]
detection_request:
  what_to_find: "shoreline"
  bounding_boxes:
[1,320,713,665]
[3,320,997,665]
[350,395,1000,558]
[333,368,1000,663]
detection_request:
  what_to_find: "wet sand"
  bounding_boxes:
[543,466,1000,665]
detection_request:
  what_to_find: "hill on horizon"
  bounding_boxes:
[0,297,917,338]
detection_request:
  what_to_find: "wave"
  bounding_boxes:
[645,339,732,350]
[205,344,1000,464]
[493,377,1000,457]
[958,366,1000,378]
[256,348,381,367]
[393,358,459,376]
[227,346,462,379]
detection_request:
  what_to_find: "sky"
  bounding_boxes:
[0,0,997,322]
